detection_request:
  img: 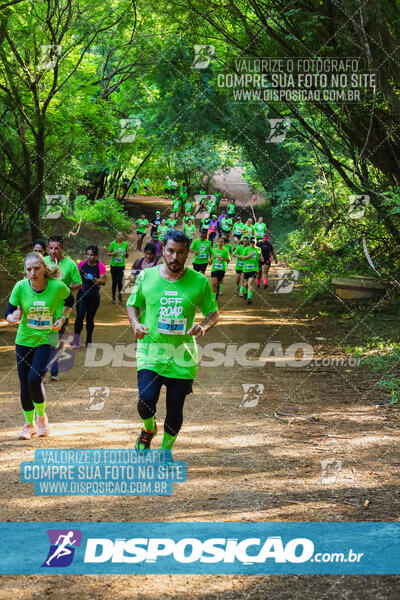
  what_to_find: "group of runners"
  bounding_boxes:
[5,188,277,455]
[131,189,278,304]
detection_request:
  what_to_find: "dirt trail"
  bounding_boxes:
[0,182,399,598]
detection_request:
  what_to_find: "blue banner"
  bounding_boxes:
[0,522,398,574]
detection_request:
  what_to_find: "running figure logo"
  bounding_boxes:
[320,459,342,484]
[47,333,76,373]
[348,194,369,220]
[122,270,134,294]
[191,44,215,69]
[240,383,264,408]
[86,386,110,411]
[39,44,62,70]
[43,194,67,219]
[42,529,82,568]
[119,118,141,143]
[266,118,291,143]
[274,269,299,294]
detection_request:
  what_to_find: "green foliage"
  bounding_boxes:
[73,196,131,232]
[347,337,400,404]
[0,240,25,278]
[379,375,400,404]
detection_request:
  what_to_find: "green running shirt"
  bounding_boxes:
[242,246,262,271]
[211,247,230,271]
[126,265,217,379]
[233,244,246,271]
[135,219,149,235]
[109,240,129,267]
[254,222,267,238]
[190,239,212,264]
[9,278,71,347]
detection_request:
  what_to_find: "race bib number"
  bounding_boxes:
[198,253,207,259]
[27,306,53,330]
[214,262,223,270]
[245,263,256,271]
[238,260,244,267]
[114,249,124,263]
[157,317,187,335]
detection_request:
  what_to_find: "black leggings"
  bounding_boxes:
[49,320,68,377]
[16,344,52,411]
[137,369,193,436]
[110,266,124,298]
[74,291,100,344]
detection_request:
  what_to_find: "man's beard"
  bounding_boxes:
[164,257,184,272]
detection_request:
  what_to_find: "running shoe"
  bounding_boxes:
[69,334,81,352]
[263,283,269,290]
[50,375,60,382]
[118,294,123,305]
[247,299,252,305]
[112,298,116,304]
[37,414,49,437]
[135,423,158,450]
[18,422,37,440]
[257,283,260,288]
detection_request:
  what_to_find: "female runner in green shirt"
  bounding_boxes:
[6,253,74,439]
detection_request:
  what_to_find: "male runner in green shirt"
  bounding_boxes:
[184,199,194,214]
[190,231,212,274]
[209,237,230,300]
[44,236,82,380]
[143,176,150,195]
[254,216,267,241]
[233,217,244,246]
[241,218,255,240]
[241,237,262,304]
[220,215,233,236]
[135,215,149,251]
[172,197,182,213]
[227,199,236,217]
[127,230,219,452]
[166,214,178,228]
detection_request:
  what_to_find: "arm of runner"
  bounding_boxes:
[7,283,22,323]
[52,290,74,330]
[187,277,219,336]
[130,259,140,282]
[126,306,149,339]
[94,261,107,286]
[126,270,148,338]
[108,241,117,256]
[53,307,73,331]
[187,311,219,336]
[94,273,106,285]
[5,303,21,324]
[69,261,83,290]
